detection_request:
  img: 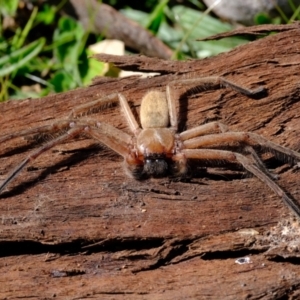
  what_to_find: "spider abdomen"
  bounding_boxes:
[140,91,169,128]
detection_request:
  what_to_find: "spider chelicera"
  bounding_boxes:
[1,76,300,217]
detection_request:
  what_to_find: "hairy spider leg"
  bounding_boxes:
[117,93,141,135]
[172,76,265,96]
[183,129,300,180]
[178,149,300,218]
[168,76,264,107]
[0,93,126,145]
[179,121,229,140]
[166,85,178,131]
[0,120,73,144]
[178,120,300,215]
[244,145,279,180]
[69,93,120,118]
[179,121,277,179]
[165,76,264,132]
[182,131,300,163]
[0,126,84,193]
[69,91,142,135]
[0,119,132,193]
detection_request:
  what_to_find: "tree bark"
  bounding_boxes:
[1,24,300,299]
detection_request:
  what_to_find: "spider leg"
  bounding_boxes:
[244,145,278,180]
[80,119,131,157]
[166,76,264,132]
[0,120,73,144]
[180,121,229,141]
[1,92,139,144]
[219,77,265,96]
[70,92,141,136]
[166,84,178,131]
[117,93,140,135]
[0,94,124,144]
[179,149,300,218]
[0,126,84,193]
[0,119,132,193]
[180,122,281,179]
[170,76,264,96]
[69,93,120,118]
[182,131,300,163]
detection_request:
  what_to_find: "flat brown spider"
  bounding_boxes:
[1,76,300,218]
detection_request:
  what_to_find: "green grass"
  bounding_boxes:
[0,0,299,101]
[0,0,105,101]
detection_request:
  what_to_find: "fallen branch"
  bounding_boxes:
[1,24,300,299]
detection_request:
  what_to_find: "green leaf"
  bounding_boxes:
[52,16,88,88]
[49,71,75,93]
[82,52,107,86]
[254,13,272,25]
[171,5,247,58]
[36,4,56,25]
[121,8,149,28]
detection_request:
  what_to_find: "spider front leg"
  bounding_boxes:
[0,119,132,193]
[0,94,118,144]
[0,120,74,144]
[177,149,300,218]
[0,90,145,192]
[70,92,142,137]
[68,93,120,118]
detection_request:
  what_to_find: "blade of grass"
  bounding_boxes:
[25,73,53,87]
[13,6,38,49]
[0,75,9,101]
[274,4,290,23]
[290,4,300,21]
[0,38,45,66]
[288,0,297,11]
[145,0,169,32]
[0,37,45,77]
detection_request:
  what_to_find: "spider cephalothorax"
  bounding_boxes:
[1,76,300,218]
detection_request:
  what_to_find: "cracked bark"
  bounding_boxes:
[1,23,300,299]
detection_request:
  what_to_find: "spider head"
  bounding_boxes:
[125,154,170,179]
[143,154,169,177]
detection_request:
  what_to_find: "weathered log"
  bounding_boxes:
[1,24,300,299]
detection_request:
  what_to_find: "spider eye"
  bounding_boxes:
[144,156,168,177]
